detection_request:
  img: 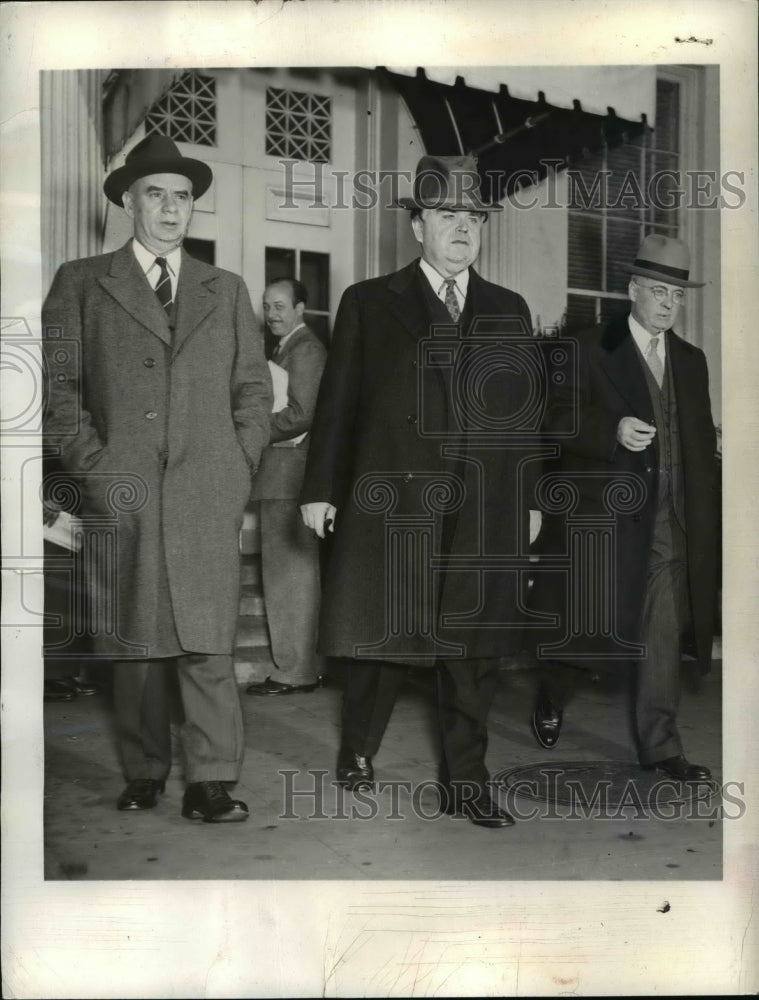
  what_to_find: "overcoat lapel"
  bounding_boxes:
[388,261,432,341]
[171,251,219,358]
[98,242,172,346]
[599,313,656,423]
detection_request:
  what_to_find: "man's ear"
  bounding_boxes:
[410,214,424,245]
[122,189,134,219]
[628,278,638,303]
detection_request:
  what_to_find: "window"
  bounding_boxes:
[145,71,217,147]
[183,238,215,265]
[565,78,681,331]
[264,246,330,351]
[265,87,331,163]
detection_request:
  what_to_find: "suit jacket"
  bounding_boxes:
[301,259,541,664]
[529,312,718,672]
[250,325,327,501]
[42,240,272,656]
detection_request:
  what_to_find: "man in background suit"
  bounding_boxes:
[247,278,327,695]
[42,134,272,822]
[529,235,718,782]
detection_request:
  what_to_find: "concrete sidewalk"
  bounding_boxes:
[43,661,723,881]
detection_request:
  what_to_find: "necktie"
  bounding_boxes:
[645,335,664,389]
[442,279,461,322]
[154,257,173,315]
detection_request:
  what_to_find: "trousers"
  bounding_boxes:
[340,657,501,790]
[539,498,689,764]
[113,653,244,783]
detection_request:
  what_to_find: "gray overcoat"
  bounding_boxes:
[42,241,272,658]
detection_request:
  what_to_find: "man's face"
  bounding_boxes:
[411,208,484,277]
[122,173,193,255]
[263,283,304,339]
[629,277,683,335]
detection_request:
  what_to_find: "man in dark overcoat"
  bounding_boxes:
[301,155,543,828]
[528,234,718,782]
[42,135,272,821]
[247,278,327,695]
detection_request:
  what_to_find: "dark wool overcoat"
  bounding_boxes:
[301,260,542,665]
[42,241,272,658]
[528,313,719,674]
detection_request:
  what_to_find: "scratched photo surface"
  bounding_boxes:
[2,2,757,998]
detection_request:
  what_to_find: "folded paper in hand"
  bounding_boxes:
[44,510,83,551]
[268,360,307,446]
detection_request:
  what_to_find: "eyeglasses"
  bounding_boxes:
[636,281,685,305]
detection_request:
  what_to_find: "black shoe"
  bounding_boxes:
[245,677,320,696]
[44,679,76,702]
[646,755,712,783]
[181,781,249,822]
[531,695,563,749]
[68,677,99,696]
[440,788,515,828]
[117,778,165,811]
[336,746,374,790]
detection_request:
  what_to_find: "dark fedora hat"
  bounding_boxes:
[103,134,213,206]
[396,154,503,213]
[620,234,704,288]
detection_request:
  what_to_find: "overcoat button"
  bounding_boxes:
[143,358,155,368]
[645,466,653,473]
[145,411,158,420]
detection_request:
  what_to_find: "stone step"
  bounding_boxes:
[240,558,262,587]
[236,615,270,648]
[239,593,266,617]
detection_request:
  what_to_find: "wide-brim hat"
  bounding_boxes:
[396,154,503,213]
[620,234,704,288]
[104,134,213,206]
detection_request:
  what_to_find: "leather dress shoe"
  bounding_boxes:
[181,781,249,822]
[531,695,563,750]
[647,755,712,782]
[440,788,516,828]
[246,677,320,696]
[117,778,165,810]
[336,746,374,790]
[44,679,76,702]
[68,677,99,696]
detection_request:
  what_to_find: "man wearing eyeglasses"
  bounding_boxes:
[528,234,719,783]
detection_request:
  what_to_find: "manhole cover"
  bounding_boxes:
[494,760,719,814]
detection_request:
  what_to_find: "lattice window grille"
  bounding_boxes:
[145,72,217,147]
[265,87,331,163]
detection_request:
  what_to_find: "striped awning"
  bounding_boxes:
[382,66,651,202]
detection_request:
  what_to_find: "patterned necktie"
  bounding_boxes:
[645,335,664,389]
[154,257,173,315]
[442,278,461,322]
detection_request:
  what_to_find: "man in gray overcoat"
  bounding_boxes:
[301,155,543,828]
[42,135,272,822]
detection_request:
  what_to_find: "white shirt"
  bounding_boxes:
[132,239,182,301]
[274,321,307,355]
[628,313,666,367]
[419,258,469,314]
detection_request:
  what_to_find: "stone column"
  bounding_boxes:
[40,70,105,291]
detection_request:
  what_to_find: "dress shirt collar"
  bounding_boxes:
[418,258,469,309]
[132,238,182,286]
[628,312,667,362]
[275,322,306,355]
